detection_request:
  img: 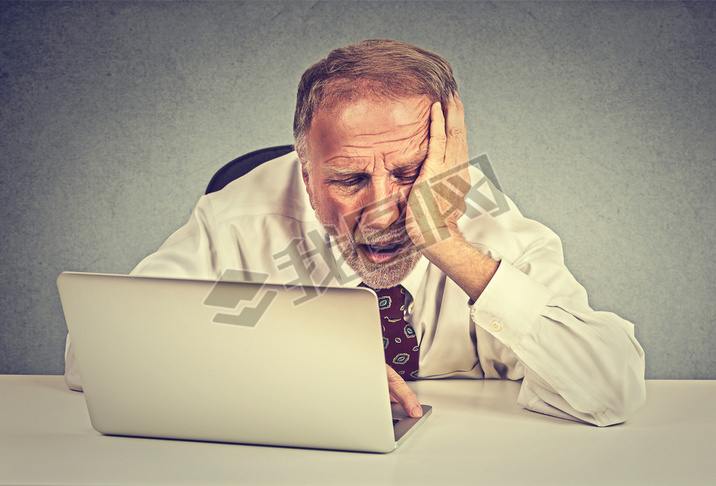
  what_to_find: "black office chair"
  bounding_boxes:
[205,144,295,194]
[206,144,504,196]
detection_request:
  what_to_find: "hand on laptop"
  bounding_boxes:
[386,365,423,418]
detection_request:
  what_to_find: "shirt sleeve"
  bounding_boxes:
[469,230,646,426]
[130,195,221,280]
[63,196,220,391]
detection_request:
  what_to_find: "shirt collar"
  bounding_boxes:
[400,256,429,300]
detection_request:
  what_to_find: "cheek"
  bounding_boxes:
[318,190,364,235]
[332,198,362,235]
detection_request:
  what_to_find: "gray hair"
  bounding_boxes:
[293,39,458,156]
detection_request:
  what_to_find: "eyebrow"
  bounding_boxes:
[321,150,427,178]
[322,164,367,177]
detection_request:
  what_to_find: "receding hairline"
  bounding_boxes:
[293,39,458,159]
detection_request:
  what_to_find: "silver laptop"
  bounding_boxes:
[57,272,432,453]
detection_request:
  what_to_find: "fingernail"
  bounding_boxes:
[411,405,423,418]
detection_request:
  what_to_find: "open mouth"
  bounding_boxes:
[359,238,409,264]
[365,241,403,254]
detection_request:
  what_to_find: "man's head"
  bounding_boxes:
[293,39,457,156]
[294,40,458,288]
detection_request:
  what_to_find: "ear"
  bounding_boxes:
[297,150,315,209]
[301,163,312,197]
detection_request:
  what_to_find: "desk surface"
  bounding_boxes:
[0,376,714,485]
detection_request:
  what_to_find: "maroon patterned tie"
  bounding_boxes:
[369,285,420,380]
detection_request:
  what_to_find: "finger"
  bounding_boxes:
[443,93,468,167]
[386,364,423,418]
[424,101,447,171]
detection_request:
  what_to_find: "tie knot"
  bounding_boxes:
[375,285,405,300]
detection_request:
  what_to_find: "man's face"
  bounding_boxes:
[301,95,432,289]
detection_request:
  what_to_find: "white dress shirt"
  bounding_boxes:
[65,151,646,426]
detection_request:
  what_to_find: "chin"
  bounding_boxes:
[344,246,421,290]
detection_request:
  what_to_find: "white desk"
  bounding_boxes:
[0,376,713,485]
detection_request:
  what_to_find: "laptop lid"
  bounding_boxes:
[57,272,431,453]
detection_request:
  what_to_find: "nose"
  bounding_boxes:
[359,181,404,231]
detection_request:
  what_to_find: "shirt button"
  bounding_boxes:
[407,302,415,314]
[490,320,502,332]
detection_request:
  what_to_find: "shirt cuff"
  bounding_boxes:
[470,260,553,350]
[64,334,84,392]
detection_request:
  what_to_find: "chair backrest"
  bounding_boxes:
[205,145,295,194]
[205,144,504,195]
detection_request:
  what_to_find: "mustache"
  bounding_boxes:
[352,220,410,246]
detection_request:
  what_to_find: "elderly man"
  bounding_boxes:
[65,39,646,426]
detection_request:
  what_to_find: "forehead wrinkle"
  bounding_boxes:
[385,148,428,170]
[311,97,432,171]
[384,124,429,160]
[350,116,428,142]
[323,127,426,162]
[320,157,373,175]
[350,133,423,146]
[382,145,422,160]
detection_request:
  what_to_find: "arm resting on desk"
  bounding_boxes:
[471,246,646,426]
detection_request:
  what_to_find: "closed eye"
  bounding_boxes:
[328,174,369,189]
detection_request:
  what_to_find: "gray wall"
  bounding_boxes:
[1,1,714,378]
